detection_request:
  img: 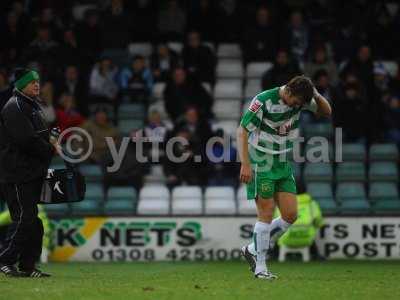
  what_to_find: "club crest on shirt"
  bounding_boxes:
[261,183,271,193]
[249,98,262,113]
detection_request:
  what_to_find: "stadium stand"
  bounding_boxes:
[1,0,399,218]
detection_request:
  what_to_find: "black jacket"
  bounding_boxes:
[0,90,53,183]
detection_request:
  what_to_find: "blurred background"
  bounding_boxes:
[0,0,399,262]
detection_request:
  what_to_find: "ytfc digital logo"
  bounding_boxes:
[52,220,203,248]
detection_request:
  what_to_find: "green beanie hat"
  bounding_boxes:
[14,68,40,91]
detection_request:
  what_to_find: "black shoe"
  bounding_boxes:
[0,265,23,277]
[241,246,256,273]
[20,269,51,278]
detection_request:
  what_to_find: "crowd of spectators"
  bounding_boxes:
[1,0,400,191]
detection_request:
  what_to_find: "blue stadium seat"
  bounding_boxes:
[369,162,398,182]
[303,123,333,140]
[304,142,334,162]
[71,200,102,215]
[85,183,105,202]
[304,163,333,182]
[71,183,104,214]
[104,199,135,215]
[369,143,399,161]
[107,187,137,201]
[44,203,70,216]
[341,143,366,161]
[101,48,130,68]
[105,187,137,215]
[307,182,333,202]
[118,103,146,120]
[336,162,366,182]
[369,182,399,202]
[373,200,400,214]
[339,198,370,215]
[79,164,103,182]
[118,119,144,136]
[317,199,339,214]
[336,182,366,202]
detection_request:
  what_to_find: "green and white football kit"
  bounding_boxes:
[240,86,318,279]
[240,86,317,200]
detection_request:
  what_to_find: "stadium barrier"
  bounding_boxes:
[49,217,400,262]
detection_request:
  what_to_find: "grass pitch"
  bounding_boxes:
[1,261,400,300]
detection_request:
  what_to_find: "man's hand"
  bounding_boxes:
[313,88,332,117]
[239,163,252,183]
[50,136,62,155]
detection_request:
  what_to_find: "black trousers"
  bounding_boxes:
[0,177,44,270]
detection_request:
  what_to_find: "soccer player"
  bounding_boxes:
[237,75,331,279]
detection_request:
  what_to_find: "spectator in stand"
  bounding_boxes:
[144,108,168,143]
[150,43,180,82]
[102,0,132,49]
[0,70,12,106]
[370,64,392,141]
[57,29,85,69]
[75,9,102,65]
[182,31,216,84]
[89,57,119,104]
[383,95,400,145]
[0,70,10,96]
[35,8,62,40]
[304,46,338,85]
[313,70,333,105]
[373,64,391,100]
[23,26,59,76]
[207,129,239,186]
[390,61,400,94]
[9,1,29,26]
[1,12,26,66]
[163,68,214,122]
[174,106,213,149]
[163,107,212,188]
[162,127,208,188]
[242,6,277,63]
[369,8,397,60]
[261,49,301,90]
[215,0,242,42]
[158,0,186,41]
[39,81,56,125]
[80,108,120,163]
[56,93,86,132]
[56,65,88,116]
[144,108,168,163]
[187,0,217,42]
[331,18,361,63]
[101,139,146,192]
[281,11,309,66]
[341,45,374,96]
[333,77,367,142]
[118,55,153,104]
[130,0,157,41]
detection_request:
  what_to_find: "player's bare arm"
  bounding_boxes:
[313,88,332,118]
[237,126,252,184]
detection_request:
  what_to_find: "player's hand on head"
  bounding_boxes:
[240,163,252,183]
